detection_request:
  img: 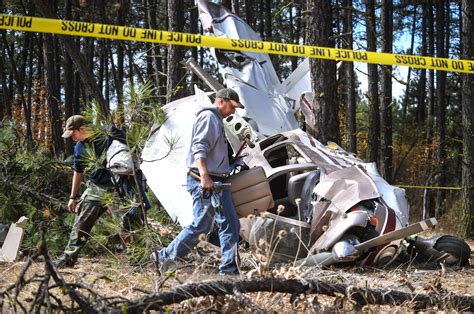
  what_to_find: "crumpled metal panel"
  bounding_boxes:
[197,0,299,136]
[249,212,311,263]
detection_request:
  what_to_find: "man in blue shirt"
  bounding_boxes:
[150,88,244,275]
[56,115,121,268]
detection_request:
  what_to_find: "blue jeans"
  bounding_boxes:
[159,175,240,274]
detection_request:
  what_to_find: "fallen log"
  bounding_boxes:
[121,277,474,312]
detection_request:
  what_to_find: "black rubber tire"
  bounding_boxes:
[299,170,320,222]
[433,235,471,267]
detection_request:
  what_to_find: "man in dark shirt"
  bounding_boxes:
[56,115,121,268]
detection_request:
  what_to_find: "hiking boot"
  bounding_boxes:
[149,251,176,274]
[54,255,77,268]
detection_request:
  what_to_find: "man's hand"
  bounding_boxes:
[68,171,83,214]
[200,173,214,191]
[67,199,77,213]
[196,158,214,191]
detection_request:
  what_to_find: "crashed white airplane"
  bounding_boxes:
[141,0,470,267]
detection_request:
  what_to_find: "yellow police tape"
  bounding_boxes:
[1,14,474,74]
[396,185,462,190]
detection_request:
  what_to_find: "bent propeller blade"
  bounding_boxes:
[354,218,438,252]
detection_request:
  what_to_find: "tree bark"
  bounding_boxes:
[222,0,231,10]
[401,5,416,121]
[258,0,264,38]
[1,31,34,147]
[63,0,75,156]
[32,0,108,116]
[245,0,254,29]
[124,278,474,311]
[0,39,9,120]
[364,0,380,163]
[417,3,427,125]
[381,0,393,182]
[43,32,64,156]
[25,32,35,148]
[189,0,199,94]
[0,0,3,120]
[264,0,276,72]
[342,0,356,153]
[146,0,162,93]
[231,0,239,15]
[461,0,474,238]
[114,0,126,123]
[307,0,339,145]
[289,5,301,72]
[427,0,435,141]
[166,0,186,103]
[435,0,447,217]
[264,0,271,40]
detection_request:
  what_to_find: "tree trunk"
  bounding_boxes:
[380,0,393,182]
[126,43,136,88]
[189,0,199,94]
[122,278,474,311]
[2,31,34,147]
[435,0,447,217]
[401,5,416,121]
[427,0,435,141]
[73,69,81,114]
[364,0,380,163]
[264,0,271,39]
[0,0,12,119]
[417,3,427,125]
[222,0,231,10]
[145,0,160,93]
[166,0,186,103]
[232,0,239,15]
[245,0,254,29]
[144,0,154,87]
[289,5,301,72]
[43,32,64,156]
[461,0,474,238]
[264,0,276,72]
[0,36,12,120]
[0,0,3,120]
[33,0,108,116]
[98,45,105,98]
[64,0,75,155]
[307,0,339,145]
[24,34,34,149]
[258,0,264,38]
[116,0,126,123]
[25,32,34,148]
[342,0,356,153]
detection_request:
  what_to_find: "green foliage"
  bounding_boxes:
[0,82,171,261]
[354,99,369,160]
[125,225,169,266]
[0,121,72,255]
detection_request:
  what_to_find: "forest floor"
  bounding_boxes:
[0,230,472,311]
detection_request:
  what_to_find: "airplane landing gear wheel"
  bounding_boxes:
[434,236,471,267]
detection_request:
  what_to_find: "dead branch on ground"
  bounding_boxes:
[121,277,474,312]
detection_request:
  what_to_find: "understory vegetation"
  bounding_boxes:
[0,83,175,265]
[0,81,466,267]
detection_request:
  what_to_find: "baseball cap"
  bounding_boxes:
[216,88,245,109]
[62,115,85,138]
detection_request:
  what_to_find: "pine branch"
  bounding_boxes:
[0,175,64,207]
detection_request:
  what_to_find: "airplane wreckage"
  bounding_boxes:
[141,0,471,268]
